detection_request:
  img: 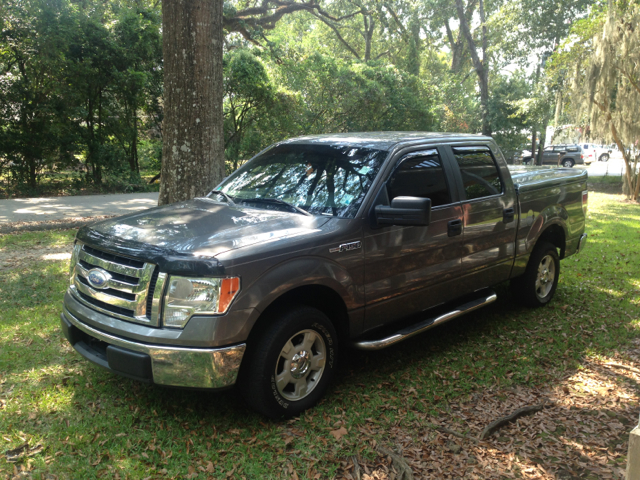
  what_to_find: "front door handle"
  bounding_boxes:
[503,207,515,223]
[448,219,462,237]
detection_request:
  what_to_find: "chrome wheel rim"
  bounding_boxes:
[535,254,556,299]
[563,160,573,167]
[275,329,326,401]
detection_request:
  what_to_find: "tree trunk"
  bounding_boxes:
[159,0,225,206]
[531,129,537,162]
[445,21,463,73]
[536,114,551,166]
[455,0,490,136]
[363,14,374,62]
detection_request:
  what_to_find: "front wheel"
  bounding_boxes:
[237,306,338,418]
[599,153,610,162]
[510,241,560,307]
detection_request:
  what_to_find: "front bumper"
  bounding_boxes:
[61,308,246,389]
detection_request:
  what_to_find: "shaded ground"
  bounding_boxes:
[0,215,115,235]
[334,354,636,479]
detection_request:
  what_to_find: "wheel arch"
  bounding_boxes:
[537,223,567,258]
[235,257,357,347]
[253,284,350,343]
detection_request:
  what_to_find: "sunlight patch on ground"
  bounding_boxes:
[41,252,72,261]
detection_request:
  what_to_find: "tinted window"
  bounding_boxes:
[387,149,451,207]
[216,143,387,218]
[452,147,503,200]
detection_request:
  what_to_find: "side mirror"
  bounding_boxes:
[375,196,431,226]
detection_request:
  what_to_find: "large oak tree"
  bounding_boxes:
[159,0,348,205]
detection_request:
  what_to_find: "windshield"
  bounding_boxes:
[212,143,388,218]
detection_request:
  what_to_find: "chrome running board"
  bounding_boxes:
[352,291,498,351]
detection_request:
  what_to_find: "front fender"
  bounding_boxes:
[230,255,360,315]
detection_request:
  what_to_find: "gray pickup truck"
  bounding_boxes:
[61,133,588,418]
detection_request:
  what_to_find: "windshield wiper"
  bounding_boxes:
[212,190,236,205]
[240,197,311,216]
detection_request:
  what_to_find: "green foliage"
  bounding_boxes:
[0,0,607,196]
[0,0,162,195]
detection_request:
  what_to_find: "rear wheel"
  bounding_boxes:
[510,241,560,307]
[237,306,338,419]
[562,159,575,168]
[599,153,610,162]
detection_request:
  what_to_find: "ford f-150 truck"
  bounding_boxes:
[61,133,588,418]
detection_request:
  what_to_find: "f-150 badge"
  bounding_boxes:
[329,241,362,253]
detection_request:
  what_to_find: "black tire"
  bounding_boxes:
[599,153,610,162]
[562,159,575,168]
[237,306,338,419]
[510,241,560,308]
[522,157,533,165]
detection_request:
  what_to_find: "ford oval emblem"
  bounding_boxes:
[87,268,111,289]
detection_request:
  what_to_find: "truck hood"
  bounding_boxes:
[79,198,330,258]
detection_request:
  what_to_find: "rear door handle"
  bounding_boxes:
[448,219,462,237]
[503,207,515,223]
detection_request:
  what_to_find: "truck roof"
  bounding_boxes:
[281,132,490,151]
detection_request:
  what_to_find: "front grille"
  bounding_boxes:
[76,275,136,301]
[83,245,145,268]
[70,244,165,326]
[78,259,139,284]
[77,291,136,317]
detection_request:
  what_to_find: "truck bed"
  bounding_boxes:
[508,165,588,192]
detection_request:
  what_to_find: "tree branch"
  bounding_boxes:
[616,65,640,95]
[383,3,409,43]
[309,12,361,60]
[224,1,356,33]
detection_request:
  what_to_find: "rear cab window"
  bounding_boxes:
[451,147,504,200]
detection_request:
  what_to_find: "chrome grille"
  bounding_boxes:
[69,243,167,326]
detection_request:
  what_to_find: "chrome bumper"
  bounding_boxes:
[61,308,245,389]
[577,233,587,253]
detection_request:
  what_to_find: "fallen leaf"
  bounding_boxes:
[330,426,348,440]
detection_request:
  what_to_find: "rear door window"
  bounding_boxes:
[451,147,504,200]
[387,149,452,207]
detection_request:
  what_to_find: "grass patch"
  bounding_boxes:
[0,229,77,251]
[0,192,639,478]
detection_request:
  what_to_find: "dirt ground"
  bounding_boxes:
[333,352,637,480]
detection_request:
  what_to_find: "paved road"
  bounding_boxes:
[0,192,159,224]
[579,155,626,177]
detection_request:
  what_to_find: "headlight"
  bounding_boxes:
[163,276,240,328]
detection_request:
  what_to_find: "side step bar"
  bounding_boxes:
[352,291,498,351]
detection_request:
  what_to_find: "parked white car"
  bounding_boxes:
[582,143,612,163]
